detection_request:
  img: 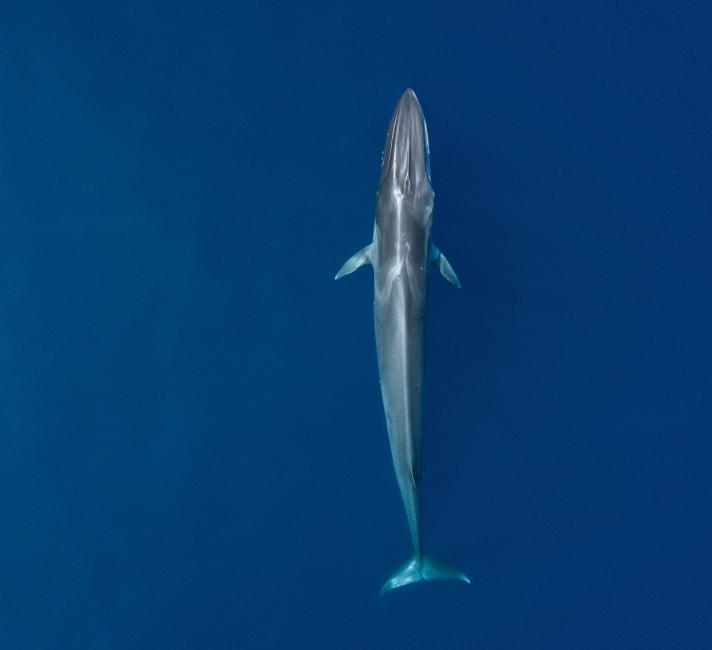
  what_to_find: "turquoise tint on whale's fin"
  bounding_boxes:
[429,244,461,289]
[380,554,470,595]
[335,244,373,280]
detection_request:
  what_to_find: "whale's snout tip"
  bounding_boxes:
[397,88,419,110]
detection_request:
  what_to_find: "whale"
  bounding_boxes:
[336,89,469,594]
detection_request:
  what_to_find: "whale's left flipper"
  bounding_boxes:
[335,244,373,280]
[380,554,470,595]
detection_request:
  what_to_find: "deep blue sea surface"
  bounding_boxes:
[1,1,711,648]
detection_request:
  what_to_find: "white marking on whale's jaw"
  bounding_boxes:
[380,89,432,199]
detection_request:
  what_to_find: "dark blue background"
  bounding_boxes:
[1,1,711,648]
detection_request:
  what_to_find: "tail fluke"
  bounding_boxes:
[380,554,470,595]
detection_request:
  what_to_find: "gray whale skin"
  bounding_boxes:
[336,89,469,595]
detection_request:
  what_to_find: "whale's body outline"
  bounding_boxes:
[336,89,469,594]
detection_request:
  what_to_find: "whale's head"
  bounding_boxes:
[379,89,432,196]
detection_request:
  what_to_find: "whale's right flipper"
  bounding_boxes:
[335,244,373,280]
[430,244,461,288]
[380,554,470,595]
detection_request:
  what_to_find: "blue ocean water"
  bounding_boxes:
[1,1,711,648]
